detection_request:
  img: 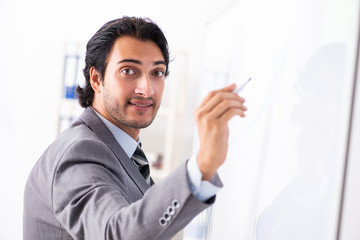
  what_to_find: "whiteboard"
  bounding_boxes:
[188,0,360,239]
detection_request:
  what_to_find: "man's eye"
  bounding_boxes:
[121,68,135,75]
[153,70,165,77]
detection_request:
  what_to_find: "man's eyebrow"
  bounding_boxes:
[117,59,166,66]
[118,59,142,65]
[154,60,166,66]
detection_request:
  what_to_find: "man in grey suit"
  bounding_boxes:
[23,17,247,240]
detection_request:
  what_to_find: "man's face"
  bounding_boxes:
[93,36,166,138]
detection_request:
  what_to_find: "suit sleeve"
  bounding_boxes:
[52,139,221,240]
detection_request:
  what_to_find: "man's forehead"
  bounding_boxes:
[110,36,164,60]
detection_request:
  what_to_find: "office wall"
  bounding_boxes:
[191,0,359,239]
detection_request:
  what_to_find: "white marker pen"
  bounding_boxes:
[233,78,252,94]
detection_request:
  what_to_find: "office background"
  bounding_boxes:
[1,0,360,239]
[0,0,218,238]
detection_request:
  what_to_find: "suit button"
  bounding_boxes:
[172,200,180,209]
[167,206,175,216]
[164,212,171,221]
[159,217,167,226]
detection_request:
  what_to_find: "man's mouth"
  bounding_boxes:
[128,99,154,109]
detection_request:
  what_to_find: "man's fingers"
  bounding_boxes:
[224,83,236,91]
[219,108,246,123]
[207,99,247,120]
[199,91,245,115]
[198,84,237,108]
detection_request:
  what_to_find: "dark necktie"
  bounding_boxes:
[131,146,150,184]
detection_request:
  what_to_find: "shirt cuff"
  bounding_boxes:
[187,156,222,202]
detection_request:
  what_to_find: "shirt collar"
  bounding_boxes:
[92,108,138,158]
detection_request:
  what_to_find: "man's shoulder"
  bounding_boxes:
[49,119,112,161]
[61,120,99,142]
[27,118,112,190]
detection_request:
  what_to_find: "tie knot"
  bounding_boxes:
[131,146,150,184]
[132,146,148,165]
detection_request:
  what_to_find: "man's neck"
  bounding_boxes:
[91,105,140,140]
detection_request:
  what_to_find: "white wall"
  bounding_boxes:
[0,0,226,238]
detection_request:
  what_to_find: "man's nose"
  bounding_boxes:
[134,74,155,97]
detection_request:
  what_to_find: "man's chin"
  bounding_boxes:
[127,109,158,129]
[123,118,155,129]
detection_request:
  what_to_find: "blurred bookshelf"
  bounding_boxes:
[57,42,85,135]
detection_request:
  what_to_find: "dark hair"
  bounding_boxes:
[76,16,170,108]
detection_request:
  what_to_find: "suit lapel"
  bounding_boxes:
[79,107,150,194]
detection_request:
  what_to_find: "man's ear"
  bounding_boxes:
[89,67,102,93]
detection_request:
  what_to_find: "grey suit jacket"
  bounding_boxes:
[23,107,222,240]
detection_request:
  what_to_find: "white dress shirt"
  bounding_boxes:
[93,109,221,201]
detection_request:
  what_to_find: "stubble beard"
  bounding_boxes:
[103,94,159,130]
